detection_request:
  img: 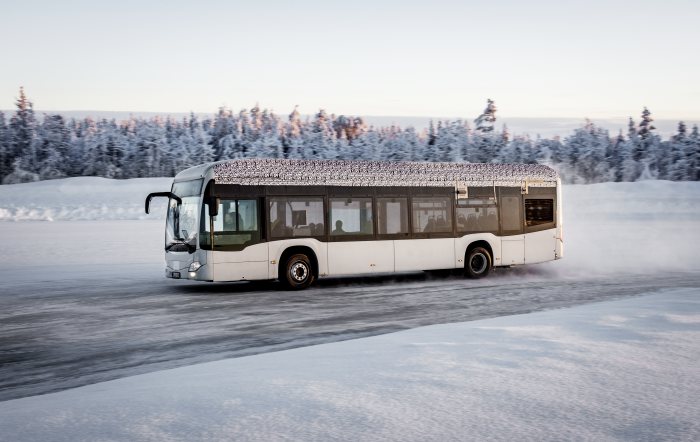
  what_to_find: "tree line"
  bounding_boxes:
[1,89,698,184]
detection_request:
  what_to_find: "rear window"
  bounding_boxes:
[525,199,554,226]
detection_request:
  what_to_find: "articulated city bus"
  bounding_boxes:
[145,159,563,289]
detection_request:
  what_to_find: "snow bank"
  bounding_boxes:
[0,177,172,221]
[1,289,698,441]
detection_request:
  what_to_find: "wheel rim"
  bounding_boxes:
[469,252,488,274]
[289,261,309,282]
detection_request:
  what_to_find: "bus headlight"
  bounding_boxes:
[188,261,202,272]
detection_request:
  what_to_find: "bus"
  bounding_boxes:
[145,159,563,289]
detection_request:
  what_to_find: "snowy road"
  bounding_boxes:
[2,266,699,402]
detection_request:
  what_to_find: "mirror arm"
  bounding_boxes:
[145,192,182,214]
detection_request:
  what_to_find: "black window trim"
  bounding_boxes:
[203,184,557,245]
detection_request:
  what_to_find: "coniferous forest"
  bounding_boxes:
[1,89,698,185]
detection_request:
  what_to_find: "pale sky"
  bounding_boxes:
[1,0,698,120]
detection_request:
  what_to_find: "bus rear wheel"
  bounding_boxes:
[465,247,491,279]
[282,253,315,290]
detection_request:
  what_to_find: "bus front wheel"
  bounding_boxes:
[282,254,315,290]
[465,247,492,279]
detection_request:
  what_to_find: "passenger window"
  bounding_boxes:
[456,200,498,233]
[329,198,373,236]
[525,199,554,226]
[269,197,325,237]
[412,197,452,233]
[377,198,409,235]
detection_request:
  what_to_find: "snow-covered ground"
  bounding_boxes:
[0,177,699,440]
[0,176,172,222]
[1,289,698,441]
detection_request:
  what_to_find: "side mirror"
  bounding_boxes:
[208,197,220,217]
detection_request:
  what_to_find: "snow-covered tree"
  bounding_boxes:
[620,118,641,181]
[690,125,700,181]
[501,136,533,164]
[35,114,71,179]
[474,99,497,133]
[9,87,37,175]
[82,119,125,178]
[561,121,611,183]
[637,107,661,179]
[284,106,304,159]
[0,112,11,180]
[532,136,563,166]
[303,109,335,159]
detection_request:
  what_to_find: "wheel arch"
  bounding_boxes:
[464,240,494,263]
[278,246,319,281]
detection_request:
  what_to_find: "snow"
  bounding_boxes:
[0,289,698,441]
[558,180,700,275]
[0,177,699,440]
[0,177,172,222]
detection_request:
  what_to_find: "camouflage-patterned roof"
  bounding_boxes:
[212,159,558,187]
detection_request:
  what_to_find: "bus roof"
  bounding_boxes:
[177,159,559,188]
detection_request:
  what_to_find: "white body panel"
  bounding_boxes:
[525,229,557,264]
[212,243,268,281]
[501,235,525,265]
[555,177,564,259]
[328,241,394,275]
[394,238,455,271]
[165,251,195,275]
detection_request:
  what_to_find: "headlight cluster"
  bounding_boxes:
[188,261,202,272]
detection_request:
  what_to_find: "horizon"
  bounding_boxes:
[2,106,696,138]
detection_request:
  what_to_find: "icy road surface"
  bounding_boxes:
[1,238,699,401]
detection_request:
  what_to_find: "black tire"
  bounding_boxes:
[465,247,492,279]
[281,253,315,290]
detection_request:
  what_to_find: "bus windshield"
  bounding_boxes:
[165,179,203,252]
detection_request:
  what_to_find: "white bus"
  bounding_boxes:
[145,159,563,289]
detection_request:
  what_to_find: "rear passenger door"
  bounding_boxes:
[394,195,455,271]
[524,188,557,263]
[327,196,393,275]
[498,187,525,265]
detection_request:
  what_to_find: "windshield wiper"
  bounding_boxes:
[166,238,196,253]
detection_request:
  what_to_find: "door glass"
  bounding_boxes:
[377,198,408,235]
[500,196,522,233]
[200,199,260,250]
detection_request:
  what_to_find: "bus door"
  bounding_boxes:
[498,187,525,265]
[394,196,455,271]
[327,197,393,275]
[523,188,558,264]
[204,198,268,281]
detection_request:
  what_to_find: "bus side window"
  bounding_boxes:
[456,199,498,233]
[412,197,452,233]
[269,197,325,238]
[525,199,554,226]
[377,198,409,235]
[523,187,556,231]
[329,198,373,236]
